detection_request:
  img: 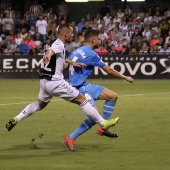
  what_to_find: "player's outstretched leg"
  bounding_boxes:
[5,101,42,131]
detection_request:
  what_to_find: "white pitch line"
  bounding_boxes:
[0,92,170,106]
[119,91,170,97]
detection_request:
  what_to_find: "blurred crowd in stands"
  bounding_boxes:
[0,0,170,56]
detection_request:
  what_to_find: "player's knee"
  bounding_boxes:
[109,92,118,101]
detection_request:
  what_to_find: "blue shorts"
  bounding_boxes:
[76,83,104,107]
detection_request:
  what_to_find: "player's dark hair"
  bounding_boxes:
[58,23,71,34]
[84,29,99,42]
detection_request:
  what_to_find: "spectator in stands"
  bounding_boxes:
[89,19,95,29]
[109,45,117,55]
[121,45,129,54]
[105,38,113,53]
[34,32,43,52]
[84,13,91,22]
[37,48,45,55]
[16,18,29,33]
[2,12,14,34]
[77,18,86,34]
[119,20,128,32]
[36,14,48,44]
[82,21,92,33]
[117,9,124,20]
[11,12,18,32]
[10,39,17,53]
[18,40,30,54]
[47,21,56,39]
[114,40,123,54]
[57,0,69,22]
[142,26,151,41]
[3,44,13,54]
[159,15,169,39]
[138,43,149,55]
[129,47,138,55]
[47,7,57,21]
[19,28,28,40]
[4,5,15,18]
[94,12,101,25]
[65,42,74,55]
[107,18,115,32]
[27,12,38,26]
[150,18,159,33]
[3,35,12,47]
[29,0,43,17]
[144,12,152,24]
[103,12,112,27]
[71,21,79,40]
[150,45,160,55]
[13,47,22,55]
[159,43,170,55]
[9,30,16,40]
[28,25,36,39]
[43,38,51,52]
[131,27,142,46]
[157,37,164,50]
[165,30,170,44]
[15,33,23,45]
[25,35,36,54]
[95,43,108,55]
[71,37,81,50]
[150,34,160,48]
[133,16,143,31]
[120,30,131,47]
[113,14,121,25]
[99,27,107,44]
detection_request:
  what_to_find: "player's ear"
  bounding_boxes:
[92,38,95,44]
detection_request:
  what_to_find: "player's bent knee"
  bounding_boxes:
[71,93,86,105]
[109,92,118,101]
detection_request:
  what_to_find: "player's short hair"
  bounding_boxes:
[58,23,71,34]
[84,29,99,42]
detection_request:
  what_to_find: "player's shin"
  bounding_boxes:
[102,101,116,119]
[79,100,104,125]
[15,101,41,122]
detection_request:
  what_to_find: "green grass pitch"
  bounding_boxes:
[0,79,170,170]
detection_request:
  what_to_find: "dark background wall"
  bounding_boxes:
[2,0,170,23]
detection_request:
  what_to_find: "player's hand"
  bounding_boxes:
[125,76,133,83]
[43,55,50,64]
[72,62,86,68]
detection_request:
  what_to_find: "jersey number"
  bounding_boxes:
[69,56,78,75]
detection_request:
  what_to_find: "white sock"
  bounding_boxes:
[15,102,41,122]
[79,100,104,125]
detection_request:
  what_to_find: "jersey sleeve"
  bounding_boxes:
[49,40,64,54]
[89,53,106,68]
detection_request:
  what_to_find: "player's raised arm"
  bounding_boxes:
[102,65,134,83]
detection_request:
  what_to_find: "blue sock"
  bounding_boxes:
[102,101,116,119]
[69,101,116,140]
[69,117,96,140]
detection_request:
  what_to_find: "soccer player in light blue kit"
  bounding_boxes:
[63,29,133,151]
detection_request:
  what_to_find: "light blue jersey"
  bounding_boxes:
[68,45,106,106]
[68,45,106,87]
